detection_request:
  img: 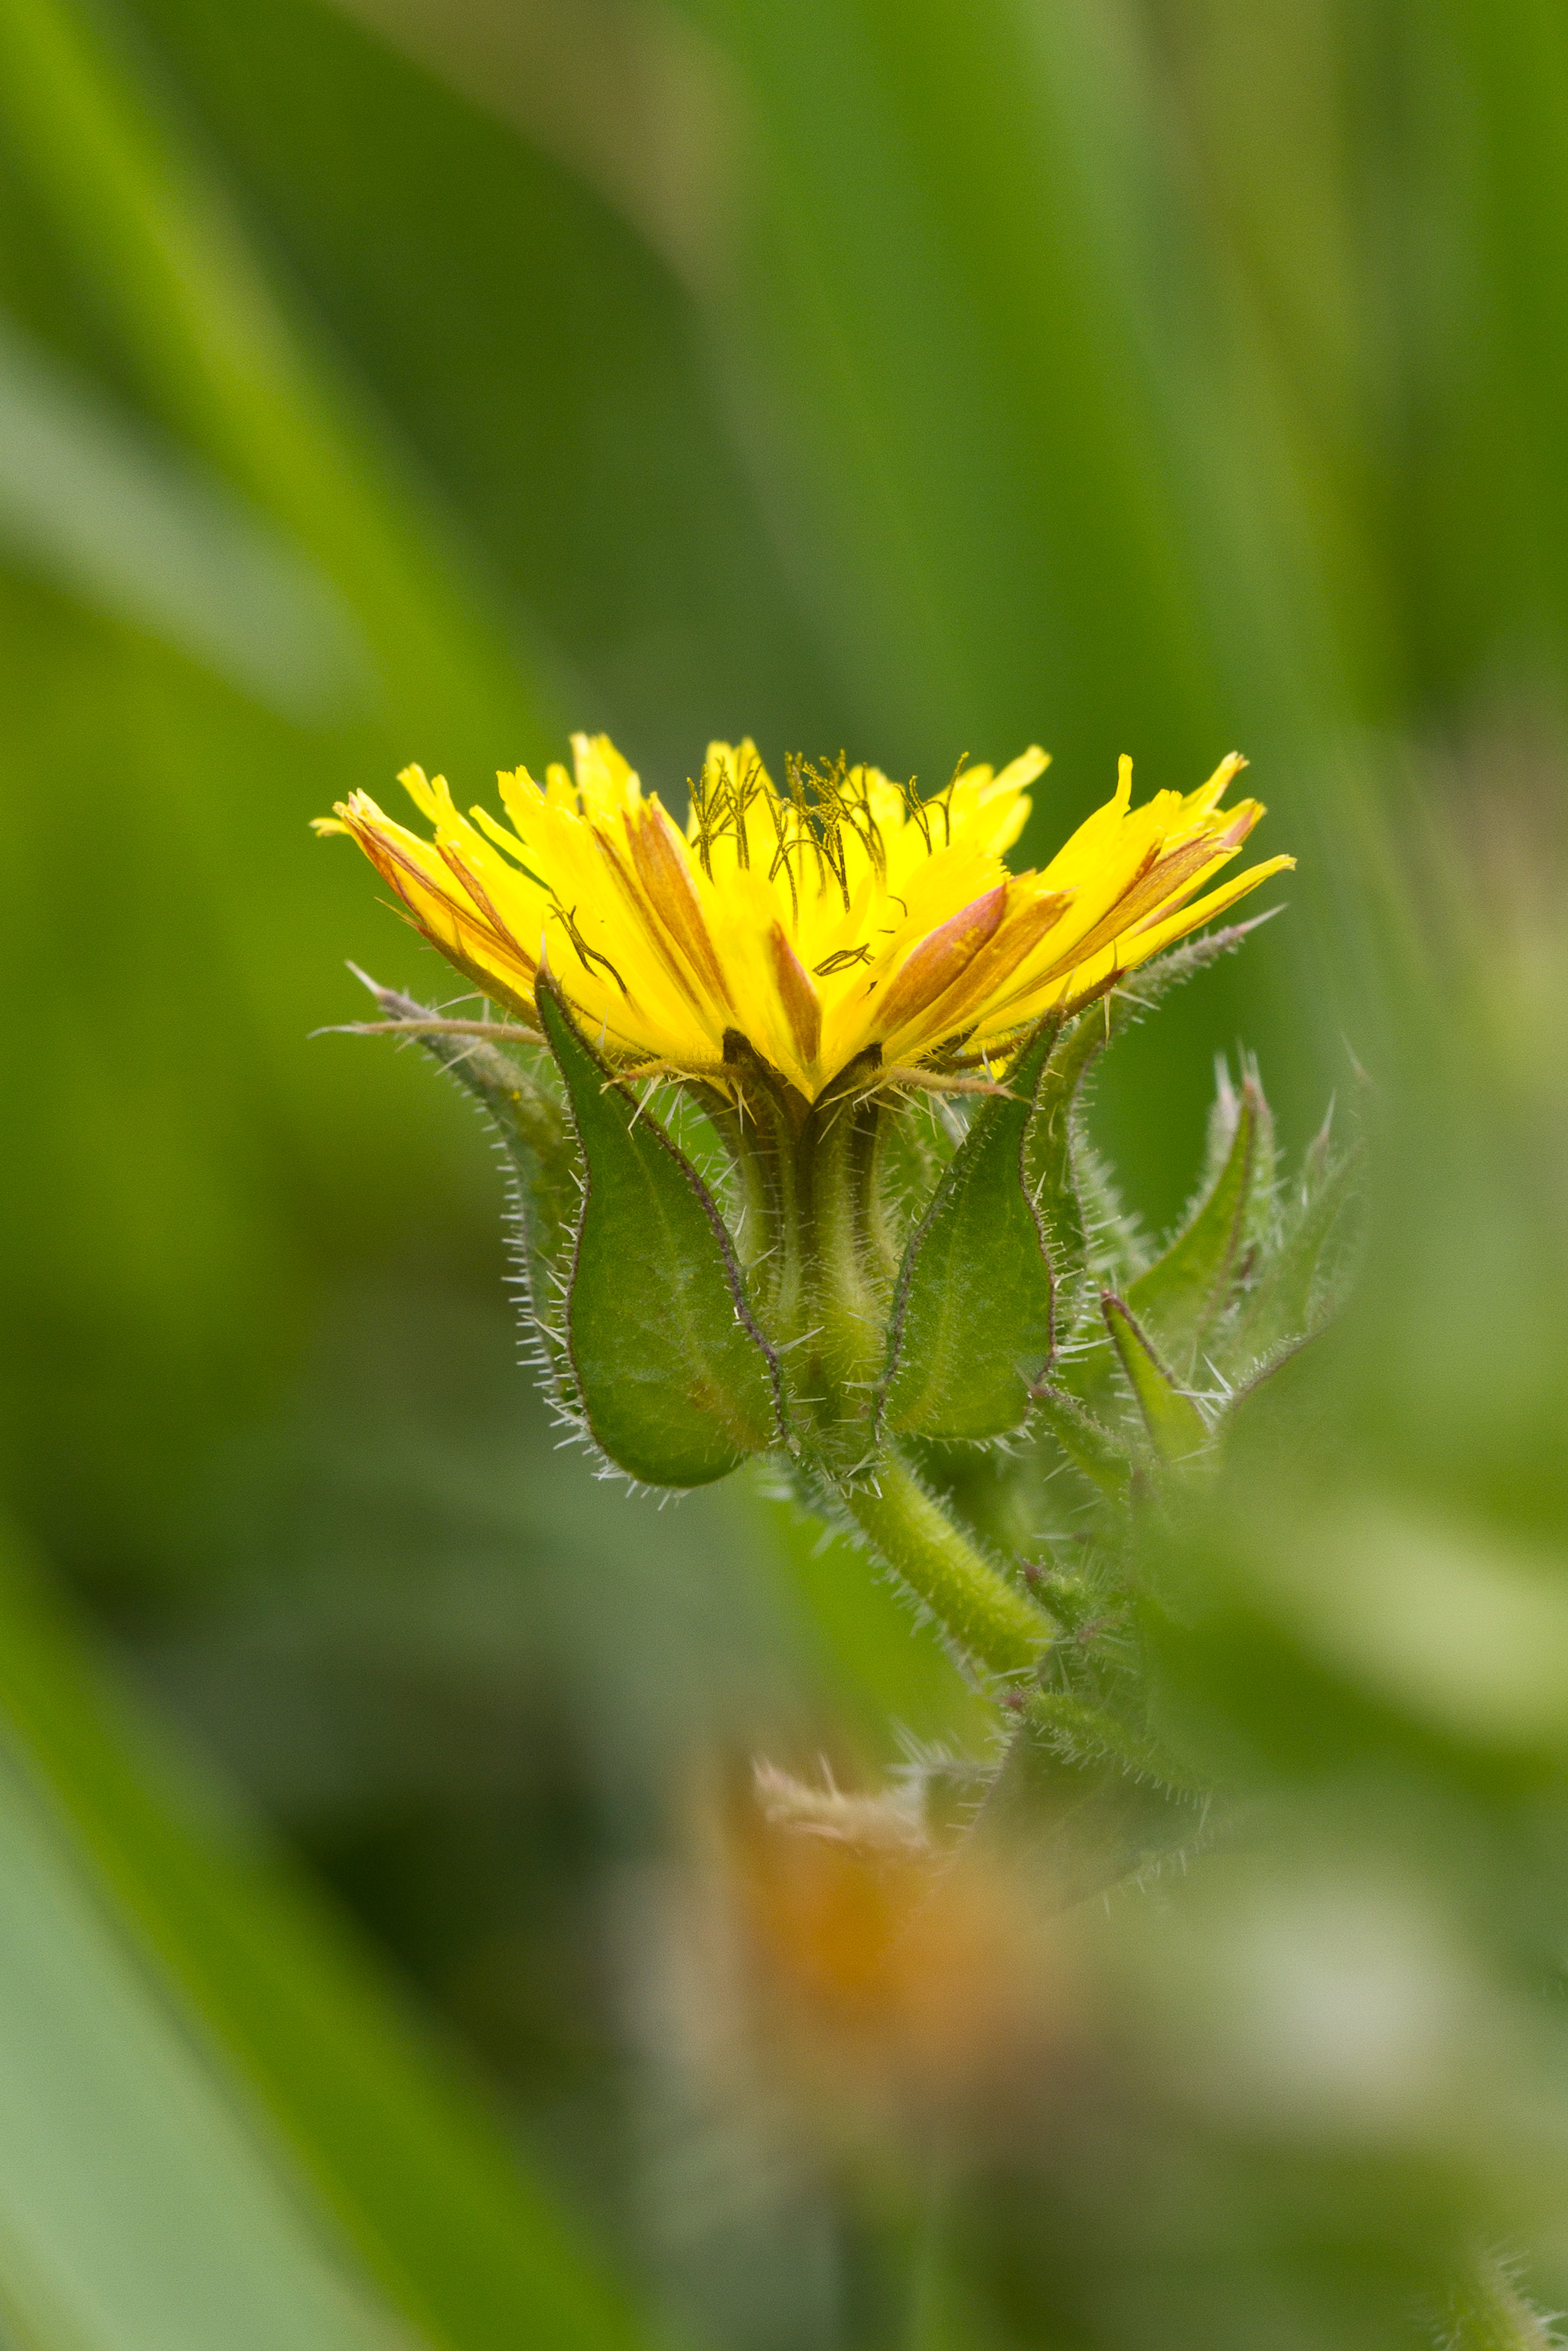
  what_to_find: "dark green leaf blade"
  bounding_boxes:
[880,1017,1059,1440]
[1126,1069,1272,1375]
[1102,1296,1210,1462]
[538,978,782,1487]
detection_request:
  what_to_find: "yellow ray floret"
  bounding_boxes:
[315,735,1292,1101]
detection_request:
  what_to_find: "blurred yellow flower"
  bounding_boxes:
[317,734,1290,1099]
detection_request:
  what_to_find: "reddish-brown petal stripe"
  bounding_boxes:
[349,820,524,970]
[346,819,537,1010]
[903,888,1071,1047]
[625,802,735,1011]
[588,823,709,1016]
[436,842,531,957]
[1035,809,1260,982]
[870,884,1007,1040]
[768,921,822,1067]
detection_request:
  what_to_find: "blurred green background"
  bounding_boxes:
[2,0,1568,2344]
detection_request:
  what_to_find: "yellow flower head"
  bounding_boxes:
[316,735,1291,1101]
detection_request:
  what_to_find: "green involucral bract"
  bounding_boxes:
[536,979,784,1489]
[340,920,1358,1712]
[1101,1296,1209,1461]
[345,973,575,1357]
[1125,1071,1271,1377]
[879,1014,1059,1441]
[1226,1127,1361,1367]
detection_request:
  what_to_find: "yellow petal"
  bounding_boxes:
[318,739,1287,1102]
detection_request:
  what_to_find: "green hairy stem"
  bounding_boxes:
[757,1071,1053,1681]
[834,1453,1051,1680]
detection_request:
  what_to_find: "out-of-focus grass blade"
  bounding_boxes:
[119,0,849,781]
[0,308,367,716]
[0,1733,408,2351]
[0,1523,650,2351]
[1449,0,1568,652]
[0,0,550,771]
[683,0,1341,790]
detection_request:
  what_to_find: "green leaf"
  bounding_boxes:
[1025,1691,1208,1801]
[1029,944,1260,1316]
[537,978,784,1486]
[0,1526,644,2351]
[1028,930,1276,1312]
[1026,1006,1106,1295]
[1222,1136,1364,1374]
[875,1084,962,1258]
[967,1697,1205,1904]
[342,970,577,1364]
[879,1016,1059,1440]
[1102,1296,1210,1462]
[1029,1381,1131,1500]
[1126,1068,1273,1376]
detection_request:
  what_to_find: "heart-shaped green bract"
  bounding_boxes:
[879,1016,1060,1441]
[537,980,783,1488]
